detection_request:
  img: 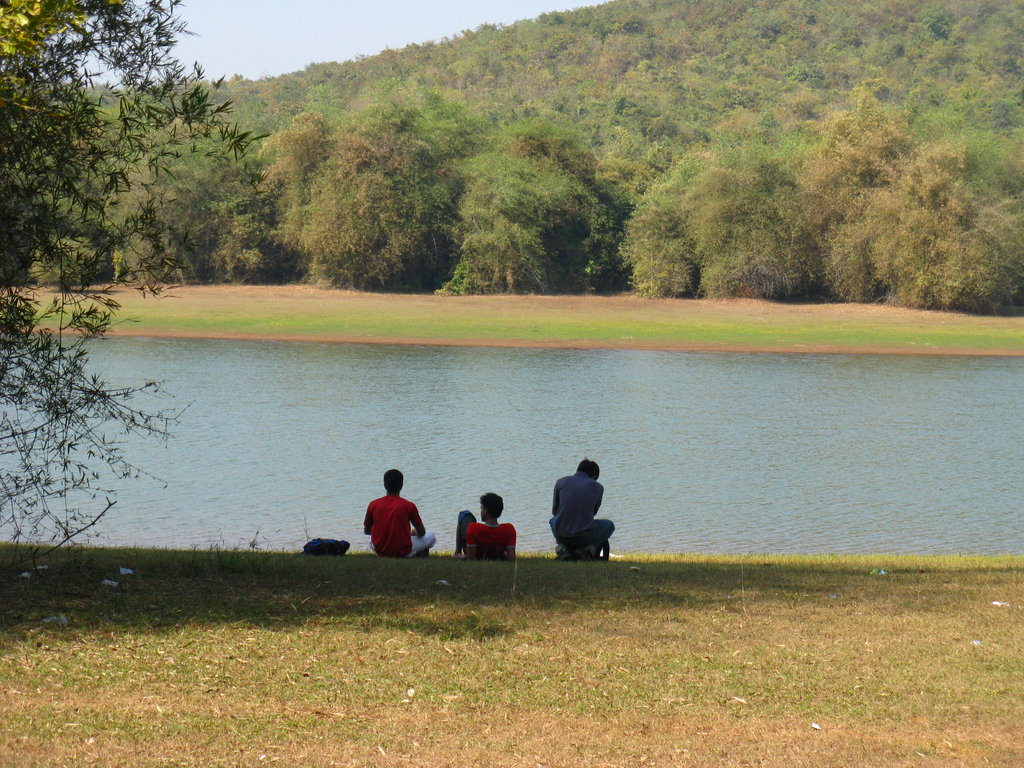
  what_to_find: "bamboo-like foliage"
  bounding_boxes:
[119,0,1024,310]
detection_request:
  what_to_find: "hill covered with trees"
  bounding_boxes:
[144,0,1024,311]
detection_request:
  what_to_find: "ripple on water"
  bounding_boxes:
[67,340,1024,555]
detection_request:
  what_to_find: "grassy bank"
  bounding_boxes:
[95,286,1024,355]
[2,546,1022,767]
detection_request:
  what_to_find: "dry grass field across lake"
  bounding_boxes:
[2,548,1022,767]
[93,285,1024,355]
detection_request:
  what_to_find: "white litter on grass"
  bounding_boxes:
[435,579,450,586]
[972,640,983,646]
[19,572,32,579]
[992,601,1009,607]
[35,565,48,570]
[629,566,641,572]
[119,567,134,576]
[43,615,69,625]
[101,579,119,588]
[811,722,823,731]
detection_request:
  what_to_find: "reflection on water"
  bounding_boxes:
[69,338,1024,555]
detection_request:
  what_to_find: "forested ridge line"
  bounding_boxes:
[126,0,1024,312]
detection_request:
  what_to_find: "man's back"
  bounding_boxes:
[552,470,604,538]
[466,521,517,560]
[365,494,422,557]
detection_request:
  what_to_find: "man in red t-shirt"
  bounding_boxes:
[363,469,436,557]
[454,492,516,561]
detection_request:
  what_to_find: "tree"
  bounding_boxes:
[626,142,819,300]
[302,103,463,290]
[147,149,289,284]
[1,0,258,559]
[799,95,912,302]
[847,142,1024,311]
[624,157,703,298]
[690,143,819,300]
[0,0,83,58]
[444,119,627,294]
[801,96,1024,310]
[267,98,478,290]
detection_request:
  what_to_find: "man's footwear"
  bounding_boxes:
[574,544,598,561]
[555,544,573,561]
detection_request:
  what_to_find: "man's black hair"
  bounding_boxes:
[383,468,404,494]
[480,492,504,518]
[577,458,600,479]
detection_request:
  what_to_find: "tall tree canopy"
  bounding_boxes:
[445,119,629,294]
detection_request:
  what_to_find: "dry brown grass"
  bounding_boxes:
[2,549,1023,766]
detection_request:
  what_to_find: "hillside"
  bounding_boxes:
[224,0,1024,141]
[146,0,1024,311]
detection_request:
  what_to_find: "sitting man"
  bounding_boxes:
[363,469,436,557]
[453,492,516,561]
[550,458,614,561]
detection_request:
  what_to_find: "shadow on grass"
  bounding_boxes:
[1,546,1020,645]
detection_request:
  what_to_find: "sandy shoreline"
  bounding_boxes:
[106,327,1022,356]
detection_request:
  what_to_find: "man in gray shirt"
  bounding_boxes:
[550,458,615,560]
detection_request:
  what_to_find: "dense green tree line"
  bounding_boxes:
[629,97,1024,310]
[164,96,635,297]
[130,0,1024,309]
[152,90,1023,310]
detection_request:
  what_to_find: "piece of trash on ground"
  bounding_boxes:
[811,722,823,730]
[972,640,983,646]
[435,579,450,586]
[42,615,69,625]
[19,572,32,579]
[119,567,134,576]
[629,566,641,571]
[35,565,48,570]
[992,601,1009,607]
[870,568,888,575]
[101,579,119,588]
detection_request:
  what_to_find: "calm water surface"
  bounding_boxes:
[79,338,1023,555]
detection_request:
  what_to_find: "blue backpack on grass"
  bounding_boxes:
[301,538,350,556]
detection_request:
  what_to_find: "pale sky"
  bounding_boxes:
[174,0,590,81]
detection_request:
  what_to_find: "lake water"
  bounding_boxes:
[72,338,1023,555]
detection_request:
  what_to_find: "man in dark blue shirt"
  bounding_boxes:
[550,458,615,560]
